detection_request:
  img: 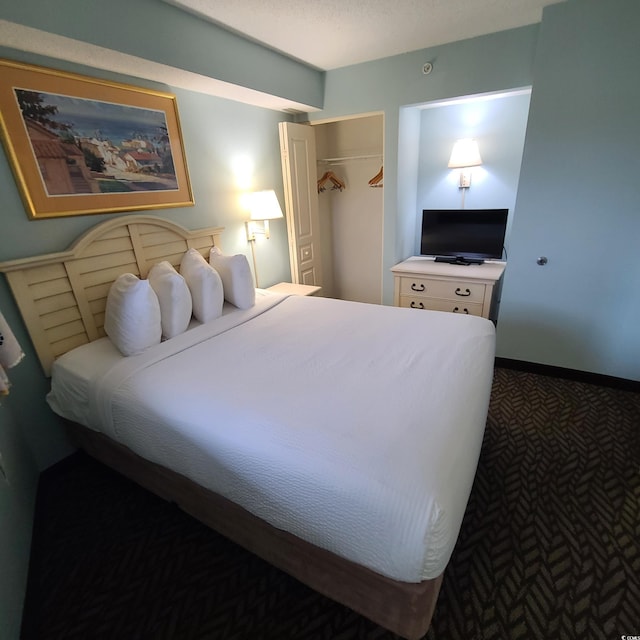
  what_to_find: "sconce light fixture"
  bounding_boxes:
[448,138,482,188]
[0,309,25,402]
[245,189,284,242]
[245,189,284,287]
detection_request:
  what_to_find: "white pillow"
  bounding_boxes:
[148,261,193,339]
[180,248,224,323]
[104,273,162,356]
[209,246,255,309]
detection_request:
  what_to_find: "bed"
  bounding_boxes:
[0,215,496,639]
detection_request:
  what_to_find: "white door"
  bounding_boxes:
[279,122,323,288]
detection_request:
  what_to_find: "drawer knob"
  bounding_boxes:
[455,287,471,297]
[453,307,469,314]
[410,301,425,309]
[411,283,425,292]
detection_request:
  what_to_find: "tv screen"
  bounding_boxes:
[420,209,508,263]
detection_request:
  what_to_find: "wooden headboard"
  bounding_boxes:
[0,215,224,376]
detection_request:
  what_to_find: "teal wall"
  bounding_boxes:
[497,0,640,380]
[0,8,303,630]
[309,0,639,381]
[414,91,531,256]
[0,47,294,473]
[307,25,539,303]
[0,402,38,640]
[1,0,324,109]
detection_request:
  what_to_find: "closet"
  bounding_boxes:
[279,114,384,303]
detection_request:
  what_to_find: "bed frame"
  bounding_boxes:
[0,215,443,639]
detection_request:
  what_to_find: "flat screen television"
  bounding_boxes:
[420,208,508,264]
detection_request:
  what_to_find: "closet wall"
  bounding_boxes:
[314,115,384,303]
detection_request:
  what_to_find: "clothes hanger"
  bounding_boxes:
[317,170,345,193]
[368,166,383,188]
[328,171,346,191]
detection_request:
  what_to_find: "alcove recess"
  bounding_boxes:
[314,114,384,303]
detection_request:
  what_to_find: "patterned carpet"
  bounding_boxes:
[22,368,640,640]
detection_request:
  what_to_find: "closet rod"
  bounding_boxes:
[318,153,382,165]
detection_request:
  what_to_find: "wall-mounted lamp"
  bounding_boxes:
[448,139,482,208]
[245,189,284,242]
[0,309,25,400]
[245,189,284,287]
[448,137,482,186]
[0,309,25,481]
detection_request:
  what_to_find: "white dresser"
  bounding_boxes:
[391,257,506,322]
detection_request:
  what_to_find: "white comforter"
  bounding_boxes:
[47,292,495,582]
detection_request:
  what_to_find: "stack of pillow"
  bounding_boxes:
[103,247,255,356]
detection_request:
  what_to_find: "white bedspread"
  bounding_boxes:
[48,292,495,582]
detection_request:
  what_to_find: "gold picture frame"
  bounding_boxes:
[0,59,194,219]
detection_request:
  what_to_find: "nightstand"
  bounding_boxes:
[266,282,322,296]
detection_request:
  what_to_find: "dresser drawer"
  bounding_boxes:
[399,296,484,316]
[398,277,486,303]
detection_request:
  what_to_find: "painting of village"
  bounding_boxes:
[15,89,180,197]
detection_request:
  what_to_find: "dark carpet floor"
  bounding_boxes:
[21,368,640,639]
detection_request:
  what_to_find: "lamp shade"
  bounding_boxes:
[448,138,482,168]
[0,310,25,398]
[0,311,24,370]
[249,190,284,221]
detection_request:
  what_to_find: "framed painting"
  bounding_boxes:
[0,59,194,219]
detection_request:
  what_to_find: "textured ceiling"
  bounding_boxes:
[164,0,565,70]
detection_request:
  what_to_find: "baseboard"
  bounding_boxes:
[495,358,640,392]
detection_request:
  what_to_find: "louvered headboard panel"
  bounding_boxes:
[0,215,224,375]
